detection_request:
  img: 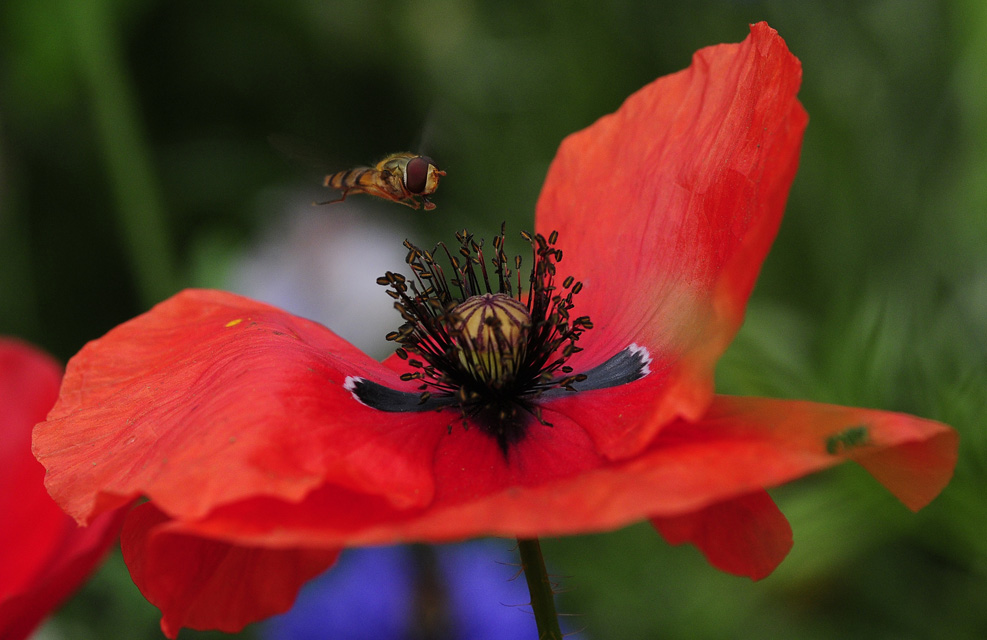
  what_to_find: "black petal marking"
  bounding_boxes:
[344,343,651,413]
[344,376,458,413]
[539,343,652,400]
[583,343,652,388]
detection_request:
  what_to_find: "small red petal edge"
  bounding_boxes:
[652,490,793,581]
[122,503,340,638]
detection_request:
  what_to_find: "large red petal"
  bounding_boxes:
[651,490,793,581]
[535,22,808,457]
[168,396,954,556]
[128,408,608,547]
[691,396,958,512]
[122,503,339,639]
[33,289,442,525]
[1,339,123,640]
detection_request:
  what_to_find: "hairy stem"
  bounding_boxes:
[517,537,563,640]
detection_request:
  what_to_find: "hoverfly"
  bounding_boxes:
[319,153,446,210]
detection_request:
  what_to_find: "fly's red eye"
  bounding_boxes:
[404,156,434,194]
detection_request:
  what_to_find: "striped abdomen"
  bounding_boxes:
[323,168,380,192]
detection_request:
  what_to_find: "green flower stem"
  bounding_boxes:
[62,0,177,307]
[517,537,563,640]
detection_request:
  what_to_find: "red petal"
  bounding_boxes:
[169,397,954,558]
[137,409,607,547]
[535,23,808,457]
[1,339,123,640]
[33,289,441,524]
[651,490,792,580]
[122,503,339,638]
[693,396,958,512]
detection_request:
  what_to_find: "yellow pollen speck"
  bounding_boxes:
[225,318,243,327]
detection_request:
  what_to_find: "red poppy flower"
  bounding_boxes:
[33,22,956,638]
[1,338,124,640]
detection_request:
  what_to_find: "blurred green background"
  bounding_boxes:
[2,0,985,638]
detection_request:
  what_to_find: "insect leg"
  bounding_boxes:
[315,190,351,206]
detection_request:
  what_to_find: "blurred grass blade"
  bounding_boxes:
[63,0,177,306]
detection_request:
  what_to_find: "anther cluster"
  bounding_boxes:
[376,225,592,452]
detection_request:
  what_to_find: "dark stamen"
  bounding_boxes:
[370,225,594,454]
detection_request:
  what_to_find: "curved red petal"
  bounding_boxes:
[168,396,954,567]
[535,22,808,457]
[122,503,339,638]
[33,289,441,525]
[1,340,63,600]
[0,509,126,640]
[651,490,792,581]
[1,339,123,640]
[543,372,684,465]
[695,396,958,512]
[135,408,607,547]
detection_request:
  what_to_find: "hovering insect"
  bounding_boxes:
[319,153,446,210]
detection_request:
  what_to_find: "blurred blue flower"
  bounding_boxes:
[259,541,566,640]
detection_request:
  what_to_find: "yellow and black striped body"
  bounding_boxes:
[321,153,444,210]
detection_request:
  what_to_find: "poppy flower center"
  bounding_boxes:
[366,226,590,449]
[452,293,532,388]
[345,225,652,455]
